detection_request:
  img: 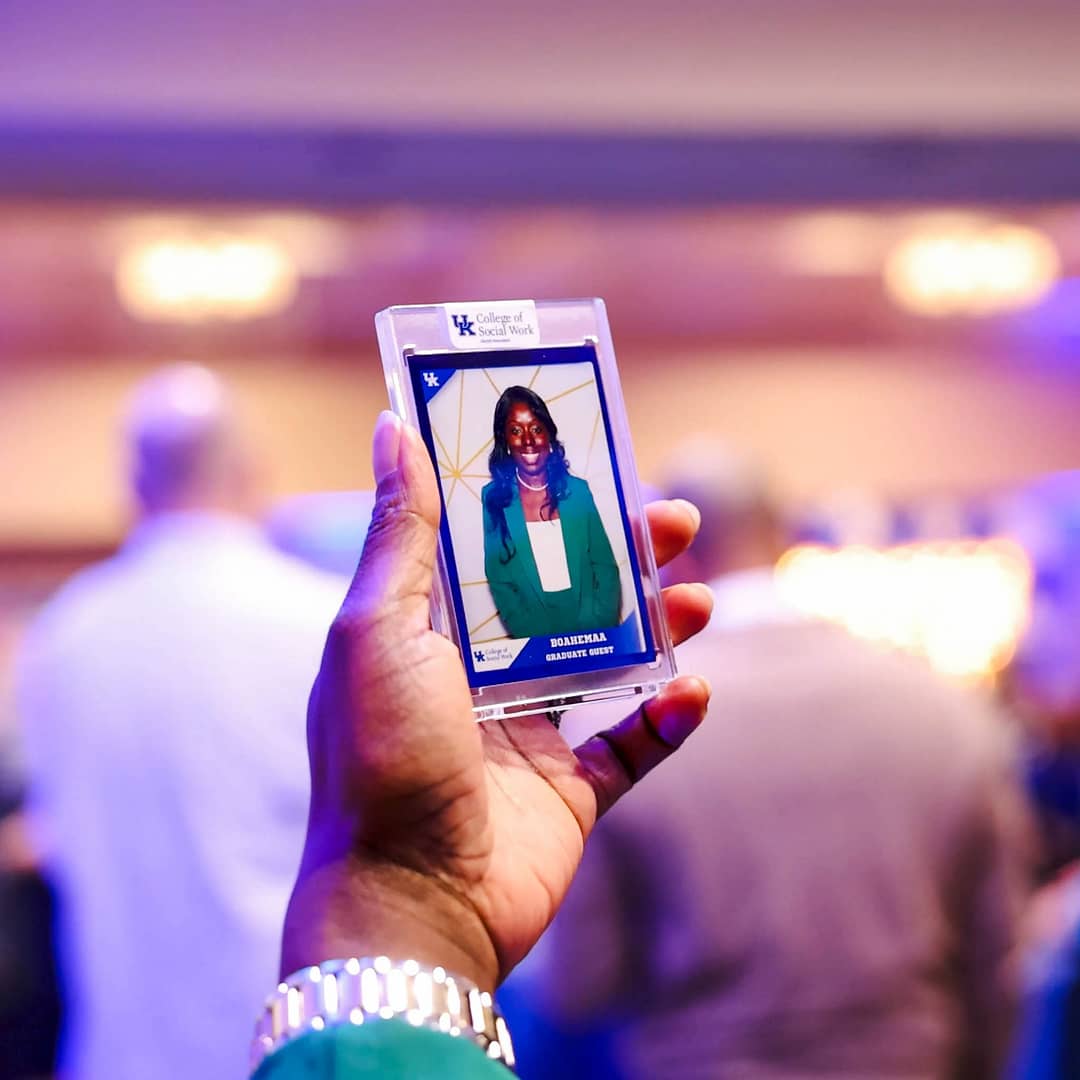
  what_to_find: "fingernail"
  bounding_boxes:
[689,582,715,620]
[672,498,701,532]
[372,411,403,486]
[689,582,714,607]
[656,677,710,746]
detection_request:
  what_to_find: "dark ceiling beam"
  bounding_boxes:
[1,123,1080,205]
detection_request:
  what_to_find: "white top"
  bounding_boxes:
[15,512,347,1080]
[526,518,572,592]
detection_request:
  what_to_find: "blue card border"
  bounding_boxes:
[406,343,657,689]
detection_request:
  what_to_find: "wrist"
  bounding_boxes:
[282,850,499,991]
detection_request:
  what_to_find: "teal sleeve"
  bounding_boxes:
[483,505,530,640]
[583,491,621,627]
[253,1019,509,1079]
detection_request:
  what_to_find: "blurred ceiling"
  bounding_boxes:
[3,4,1080,364]
[3,202,1080,361]
[2,6,1078,555]
[2,0,1080,133]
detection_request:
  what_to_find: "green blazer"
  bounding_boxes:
[482,475,621,639]
[254,1019,507,1079]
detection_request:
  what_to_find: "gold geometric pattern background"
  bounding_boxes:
[426,361,635,644]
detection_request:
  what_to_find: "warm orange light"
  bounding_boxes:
[884,223,1059,316]
[776,538,1033,682]
[777,212,885,276]
[115,233,298,322]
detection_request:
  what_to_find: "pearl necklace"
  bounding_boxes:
[516,471,548,492]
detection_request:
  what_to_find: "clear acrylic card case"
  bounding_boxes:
[375,298,676,721]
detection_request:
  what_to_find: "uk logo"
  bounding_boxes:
[473,649,486,663]
[452,314,476,336]
[422,372,439,388]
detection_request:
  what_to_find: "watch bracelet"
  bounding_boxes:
[250,956,515,1074]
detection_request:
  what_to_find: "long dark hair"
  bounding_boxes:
[485,386,570,563]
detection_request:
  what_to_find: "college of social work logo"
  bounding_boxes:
[473,643,514,666]
[449,307,537,344]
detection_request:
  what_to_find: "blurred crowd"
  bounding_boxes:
[2,363,1080,1079]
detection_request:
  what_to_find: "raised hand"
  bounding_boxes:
[283,412,712,989]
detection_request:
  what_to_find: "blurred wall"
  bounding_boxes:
[2,345,1077,546]
[3,0,1080,134]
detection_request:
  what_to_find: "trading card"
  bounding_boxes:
[376,299,675,720]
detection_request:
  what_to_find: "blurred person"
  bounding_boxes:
[265,490,375,577]
[997,472,1080,1077]
[0,717,61,1079]
[1001,473,1080,872]
[248,410,713,1079]
[512,440,1033,1079]
[1008,862,1080,1079]
[15,364,347,1080]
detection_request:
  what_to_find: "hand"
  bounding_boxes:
[282,412,713,989]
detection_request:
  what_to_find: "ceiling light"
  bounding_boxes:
[775,539,1032,682]
[884,223,1059,317]
[115,233,298,322]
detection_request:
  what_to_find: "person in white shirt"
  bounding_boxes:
[15,364,346,1080]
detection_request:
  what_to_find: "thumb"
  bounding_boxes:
[341,411,442,633]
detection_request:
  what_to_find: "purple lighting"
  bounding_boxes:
[1017,277,1080,356]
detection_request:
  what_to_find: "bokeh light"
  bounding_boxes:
[776,538,1033,681]
[115,232,298,322]
[884,222,1060,316]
